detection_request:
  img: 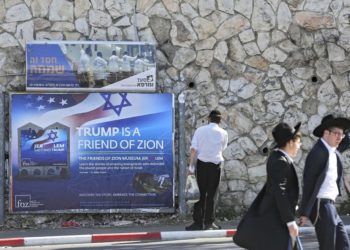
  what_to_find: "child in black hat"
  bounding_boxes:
[234,122,302,250]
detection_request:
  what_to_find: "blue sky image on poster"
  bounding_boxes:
[10,93,174,213]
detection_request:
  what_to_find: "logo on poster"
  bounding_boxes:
[137,75,154,87]
[15,195,31,208]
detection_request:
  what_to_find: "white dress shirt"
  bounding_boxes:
[317,138,339,201]
[190,123,228,164]
[93,57,107,80]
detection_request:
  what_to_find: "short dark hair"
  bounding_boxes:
[210,116,221,123]
[209,110,222,124]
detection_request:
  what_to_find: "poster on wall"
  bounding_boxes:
[9,92,174,213]
[26,41,156,92]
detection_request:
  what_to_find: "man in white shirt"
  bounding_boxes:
[185,110,228,231]
[93,51,107,87]
[77,48,91,87]
[299,114,350,250]
[107,50,121,84]
[133,55,155,74]
[120,51,137,80]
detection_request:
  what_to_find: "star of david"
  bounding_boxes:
[47,130,58,142]
[100,93,131,116]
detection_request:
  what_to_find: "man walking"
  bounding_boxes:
[299,114,350,250]
[186,110,228,231]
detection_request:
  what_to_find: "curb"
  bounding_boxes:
[0,229,236,247]
[1,226,348,247]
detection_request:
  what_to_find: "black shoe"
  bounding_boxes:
[204,223,221,230]
[185,223,203,231]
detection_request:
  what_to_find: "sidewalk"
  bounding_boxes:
[0,217,349,247]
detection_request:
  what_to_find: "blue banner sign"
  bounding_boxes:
[26,41,156,92]
[9,93,174,213]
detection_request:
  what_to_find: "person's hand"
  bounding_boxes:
[188,165,195,174]
[288,222,299,237]
[298,216,308,227]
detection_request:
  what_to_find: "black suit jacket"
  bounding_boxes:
[234,150,299,250]
[298,139,343,223]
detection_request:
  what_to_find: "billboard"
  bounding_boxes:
[9,92,174,213]
[26,41,156,92]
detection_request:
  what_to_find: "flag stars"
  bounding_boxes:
[48,97,55,104]
[37,96,44,101]
[37,105,45,111]
[60,99,68,106]
[26,103,33,108]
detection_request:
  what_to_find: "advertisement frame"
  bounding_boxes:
[9,92,175,214]
[26,41,156,93]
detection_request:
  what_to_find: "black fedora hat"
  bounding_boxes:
[272,122,301,148]
[313,114,350,137]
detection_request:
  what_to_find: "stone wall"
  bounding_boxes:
[1,0,350,223]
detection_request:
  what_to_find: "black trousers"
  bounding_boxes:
[193,159,221,226]
[315,199,350,250]
[107,72,118,84]
[78,72,90,87]
[94,79,105,88]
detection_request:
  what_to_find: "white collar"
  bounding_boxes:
[208,122,219,127]
[321,138,337,153]
[277,149,293,163]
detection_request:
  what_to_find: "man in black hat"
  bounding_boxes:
[233,122,302,249]
[185,110,228,231]
[299,114,350,250]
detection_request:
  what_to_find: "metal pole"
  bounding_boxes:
[178,93,186,216]
[0,92,5,225]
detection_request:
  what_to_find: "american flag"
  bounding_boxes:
[13,93,132,129]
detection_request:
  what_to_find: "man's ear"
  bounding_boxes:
[286,140,293,148]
